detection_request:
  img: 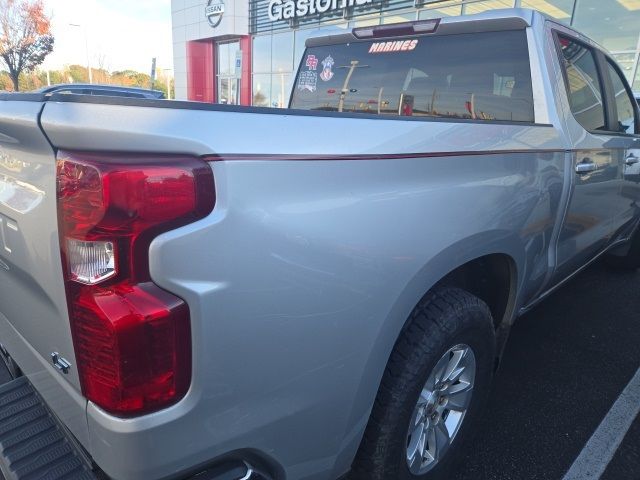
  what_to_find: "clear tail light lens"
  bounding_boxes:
[66,239,116,284]
[56,151,215,416]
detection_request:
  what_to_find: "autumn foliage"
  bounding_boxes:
[0,0,54,91]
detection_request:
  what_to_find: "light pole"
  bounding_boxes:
[163,68,173,100]
[278,68,285,108]
[337,60,368,113]
[69,23,92,84]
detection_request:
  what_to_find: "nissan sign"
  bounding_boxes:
[268,0,375,22]
[206,0,225,27]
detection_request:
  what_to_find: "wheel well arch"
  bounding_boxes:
[434,253,517,330]
[335,250,521,479]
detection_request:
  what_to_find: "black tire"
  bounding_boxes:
[605,231,640,271]
[350,287,496,480]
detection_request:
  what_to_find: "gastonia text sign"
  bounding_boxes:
[268,0,375,22]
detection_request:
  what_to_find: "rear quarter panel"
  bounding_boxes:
[40,100,569,480]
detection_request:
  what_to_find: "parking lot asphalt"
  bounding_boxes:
[602,411,640,480]
[452,262,640,480]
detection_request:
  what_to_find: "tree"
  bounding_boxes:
[68,64,88,83]
[0,70,11,91]
[0,0,54,91]
[111,70,151,88]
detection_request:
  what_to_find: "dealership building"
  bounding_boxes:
[170,0,640,105]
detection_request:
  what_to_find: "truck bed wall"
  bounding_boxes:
[36,99,569,479]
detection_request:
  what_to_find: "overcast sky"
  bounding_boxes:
[42,0,174,74]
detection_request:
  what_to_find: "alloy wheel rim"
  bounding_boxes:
[405,344,476,476]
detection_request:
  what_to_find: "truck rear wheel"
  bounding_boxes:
[351,287,496,480]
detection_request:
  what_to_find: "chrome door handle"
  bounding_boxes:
[576,160,597,174]
[625,154,640,165]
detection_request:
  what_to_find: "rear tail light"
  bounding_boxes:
[66,239,116,284]
[56,151,215,416]
[352,19,439,39]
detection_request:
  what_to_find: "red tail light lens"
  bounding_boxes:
[57,151,215,416]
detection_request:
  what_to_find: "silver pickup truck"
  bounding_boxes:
[0,7,639,480]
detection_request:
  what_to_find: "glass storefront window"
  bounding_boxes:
[218,41,239,76]
[294,29,317,69]
[349,14,380,27]
[418,5,463,19]
[272,32,295,72]
[253,35,271,73]
[572,0,640,52]
[217,41,240,105]
[463,0,515,15]
[252,72,290,108]
[253,73,271,107]
[634,64,640,91]
[272,72,292,108]
[381,12,416,24]
[218,77,238,105]
[520,0,573,23]
[218,44,231,76]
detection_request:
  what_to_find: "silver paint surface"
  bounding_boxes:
[0,101,88,448]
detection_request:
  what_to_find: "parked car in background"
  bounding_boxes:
[35,83,165,99]
[0,8,639,480]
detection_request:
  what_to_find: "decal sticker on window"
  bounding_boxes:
[399,94,414,116]
[305,54,319,70]
[369,39,418,54]
[320,56,334,82]
[298,70,317,92]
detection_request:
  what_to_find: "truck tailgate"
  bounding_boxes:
[0,99,87,446]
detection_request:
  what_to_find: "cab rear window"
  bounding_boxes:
[290,30,534,123]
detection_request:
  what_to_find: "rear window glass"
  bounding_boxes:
[290,30,534,123]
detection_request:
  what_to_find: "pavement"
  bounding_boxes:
[452,261,640,480]
[602,412,640,480]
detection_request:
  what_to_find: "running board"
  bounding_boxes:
[0,377,96,480]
